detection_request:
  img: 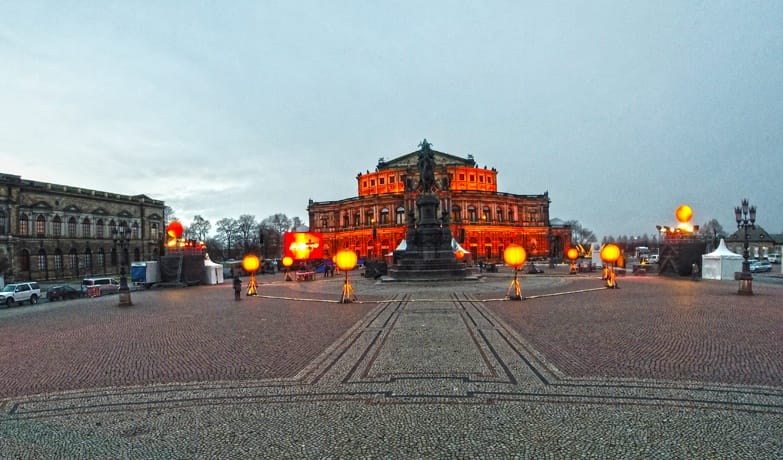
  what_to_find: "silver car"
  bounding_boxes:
[749,260,772,273]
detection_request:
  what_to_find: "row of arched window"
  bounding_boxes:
[7,212,160,240]
[327,204,522,229]
[16,245,137,277]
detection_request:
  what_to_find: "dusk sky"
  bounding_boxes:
[2,1,782,240]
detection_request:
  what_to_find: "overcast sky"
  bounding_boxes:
[2,1,781,240]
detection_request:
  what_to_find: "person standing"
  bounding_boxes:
[233,276,242,301]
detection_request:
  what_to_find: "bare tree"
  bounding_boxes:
[188,215,212,241]
[237,214,259,253]
[216,218,240,260]
[564,220,597,244]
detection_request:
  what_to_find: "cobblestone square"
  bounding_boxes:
[1,269,781,458]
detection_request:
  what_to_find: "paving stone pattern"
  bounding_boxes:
[1,269,781,458]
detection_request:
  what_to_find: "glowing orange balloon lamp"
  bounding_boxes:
[242,254,260,296]
[456,249,465,260]
[335,249,358,303]
[281,256,293,268]
[503,244,527,300]
[675,205,693,223]
[600,244,621,289]
[166,221,183,238]
[566,247,579,274]
[600,244,621,264]
[503,244,527,269]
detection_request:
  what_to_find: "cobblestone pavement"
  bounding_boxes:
[1,268,781,458]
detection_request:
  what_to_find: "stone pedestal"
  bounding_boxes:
[387,194,474,281]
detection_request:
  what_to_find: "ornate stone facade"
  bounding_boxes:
[0,173,165,282]
[307,143,570,262]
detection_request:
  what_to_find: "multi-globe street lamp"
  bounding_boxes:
[734,198,756,296]
[112,226,132,307]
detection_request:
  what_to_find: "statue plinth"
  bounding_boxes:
[388,192,475,281]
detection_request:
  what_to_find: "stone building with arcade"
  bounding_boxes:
[0,173,166,283]
[307,140,570,262]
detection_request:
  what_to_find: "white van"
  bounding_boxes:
[82,277,120,295]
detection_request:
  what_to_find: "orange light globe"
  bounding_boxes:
[455,249,465,260]
[600,244,621,264]
[281,256,294,268]
[503,244,527,269]
[334,249,358,271]
[675,205,693,223]
[242,254,260,272]
[566,247,579,261]
[166,221,183,238]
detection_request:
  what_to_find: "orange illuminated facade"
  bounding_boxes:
[307,144,571,261]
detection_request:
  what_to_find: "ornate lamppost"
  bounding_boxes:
[734,198,756,295]
[112,226,132,307]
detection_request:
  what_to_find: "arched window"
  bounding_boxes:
[82,217,91,238]
[343,214,350,228]
[0,209,6,235]
[380,208,390,225]
[150,222,159,241]
[109,219,117,236]
[97,248,106,273]
[36,215,46,236]
[132,222,140,239]
[451,205,461,223]
[53,216,62,236]
[482,206,491,222]
[353,212,360,227]
[468,206,478,223]
[85,248,93,274]
[366,210,374,226]
[37,248,47,272]
[68,217,77,237]
[19,213,29,236]
[396,207,406,225]
[68,248,78,276]
[20,249,31,272]
[96,219,105,239]
[496,207,504,222]
[508,209,515,222]
[54,248,63,273]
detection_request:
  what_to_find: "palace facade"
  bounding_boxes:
[0,173,166,282]
[307,143,571,262]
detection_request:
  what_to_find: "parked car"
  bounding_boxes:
[47,284,83,301]
[749,260,772,273]
[767,254,781,264]
[0,281,42,307]
[81,277,121,295]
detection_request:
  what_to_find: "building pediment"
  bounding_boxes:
[92,207,109,215]
[118,210,134,218]
[377,149,476,171]
[31,200,53,210]
[63,204,81,213]
[726,225,775,243]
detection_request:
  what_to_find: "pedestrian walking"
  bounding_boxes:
[691,263,699,281]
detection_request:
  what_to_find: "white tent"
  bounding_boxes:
[387,238,471,256]
[202,254,225,285]
[701,239,742,280]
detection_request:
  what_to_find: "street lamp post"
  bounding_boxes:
[734,199,756,296]
[112,226,132,307]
